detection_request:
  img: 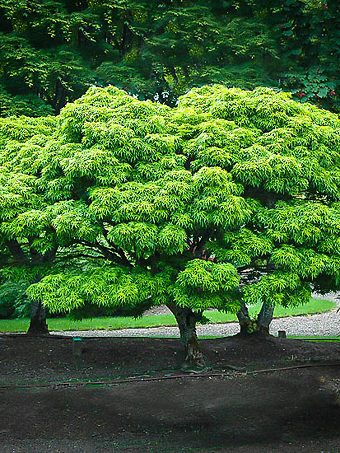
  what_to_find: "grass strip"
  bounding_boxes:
[0,298,336,333]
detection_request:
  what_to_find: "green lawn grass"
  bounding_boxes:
[287,336,340,342]
[199,336,340,341]
[0,297,336,333]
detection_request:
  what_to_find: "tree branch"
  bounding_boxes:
[6,240,30,265]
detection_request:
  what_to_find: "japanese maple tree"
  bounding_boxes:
[1,85,339,364]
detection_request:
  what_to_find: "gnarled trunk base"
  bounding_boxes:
[237,302,274,337]
[167,302,205,367]
[27,301,49,336]
[183,330,205,368]
[237,321,271,337]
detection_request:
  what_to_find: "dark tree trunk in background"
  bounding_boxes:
[236,302,274,336]
[167,302,205,367]
[27,301,49,335]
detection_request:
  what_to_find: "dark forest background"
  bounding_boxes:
[0,0,339,117]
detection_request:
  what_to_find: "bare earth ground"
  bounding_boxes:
[0,335,340,452]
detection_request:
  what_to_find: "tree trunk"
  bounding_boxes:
[256,302,274,335]
[236,302,273,336]
[166,302,205,367]
[236,303,251,336]
[27,300,49,335]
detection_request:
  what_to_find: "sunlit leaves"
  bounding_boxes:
[46,201,101,244]
[61,147,132,185]
[271,246,338,280]
[258,201,337,247]
[0,171,40,222]
[208,229,273,267]
[1,84,339,316]
[158,224,187,255]
[27,264,171,313]
[108,222,158,258]
[177,259,239,291]
[173,259,240,310]
[242,271,310,307]
[108,222,187,257]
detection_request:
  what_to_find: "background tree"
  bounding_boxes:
[260,0,340,112]
[1,84,338,364]
[2,0,338,116]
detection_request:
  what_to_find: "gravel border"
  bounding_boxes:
[51,293,340,339]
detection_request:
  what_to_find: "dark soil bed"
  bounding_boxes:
[0,335,339,452]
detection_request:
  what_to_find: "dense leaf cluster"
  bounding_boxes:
[0,85,338,316]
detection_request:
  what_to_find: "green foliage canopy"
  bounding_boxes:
[0,85,339,317]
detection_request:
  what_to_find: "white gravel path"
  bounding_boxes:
[51,292,340,338]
